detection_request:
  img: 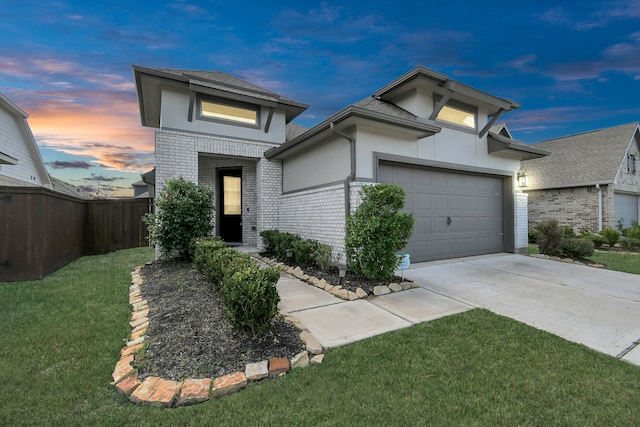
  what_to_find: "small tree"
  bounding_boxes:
[345,184,414,279]
[144,177,214,260]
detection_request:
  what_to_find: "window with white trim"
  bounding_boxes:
[198,96,259,127]
[434,98,477,130]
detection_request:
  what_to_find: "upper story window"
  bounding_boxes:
[628,154,637,174]
[198,96,259,127]
[433,97,477,130]
[438,105,476,129]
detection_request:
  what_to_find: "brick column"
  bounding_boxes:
[256,158,282,251]
[514,192,529,253]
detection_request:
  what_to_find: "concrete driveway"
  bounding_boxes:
[403,253,640,365]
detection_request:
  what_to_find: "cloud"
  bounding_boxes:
[84,175,124,182]
[380,30,475,68]
[538,1,640,30]
[48,160,93,169]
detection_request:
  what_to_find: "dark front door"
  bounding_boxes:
[219,169,242,243]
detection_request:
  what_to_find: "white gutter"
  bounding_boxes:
[596,184,603,231]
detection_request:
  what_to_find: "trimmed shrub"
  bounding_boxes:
[260,230,333,270]
[193,237,226,282]
[536,220,564,256]
[346,184,414,279]
[578,227,593,237]
[528,228,541,244]
[601,227,621,247]
[144,177,214,261]
[222,266,280,337]
[620,237,640,251]
[626,221,640,240]
[585,234,606,249]
[563,226,576,238]
[561,238,594,259]
[197,247,253,288]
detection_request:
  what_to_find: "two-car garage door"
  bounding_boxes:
[378,162,505,262]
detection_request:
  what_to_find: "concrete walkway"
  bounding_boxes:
[277,274,472,349]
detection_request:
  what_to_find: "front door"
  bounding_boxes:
[219,169,242,243]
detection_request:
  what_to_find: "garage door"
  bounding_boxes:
[378,163,504,262]
[615,193,639,229]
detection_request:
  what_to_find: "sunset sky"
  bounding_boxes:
[1,1,639,197]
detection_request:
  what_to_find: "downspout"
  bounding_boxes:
[596,184,603,231]
[330,122,355,263]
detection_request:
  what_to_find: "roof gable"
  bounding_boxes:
[133,66,308,128]
[0,92,52,188]
[522,122,640,189]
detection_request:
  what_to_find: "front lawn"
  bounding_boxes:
[2,247,640,426]
[528,244,640,275]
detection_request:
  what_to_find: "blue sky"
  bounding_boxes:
[1,0,639,196]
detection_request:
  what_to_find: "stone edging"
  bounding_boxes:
[111,265,326,408]
[528,253,605,268]
[251,254,418,299]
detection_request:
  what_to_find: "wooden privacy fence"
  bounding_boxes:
[0,186,151,282]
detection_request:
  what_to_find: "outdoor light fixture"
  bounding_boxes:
[338,266,347,286]
[285,248,293,259]
[517,168,529,188]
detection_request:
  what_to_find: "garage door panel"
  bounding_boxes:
[379,162,504,262]
[615,193,639,229]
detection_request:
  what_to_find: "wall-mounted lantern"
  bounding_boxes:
[517,168,529,188]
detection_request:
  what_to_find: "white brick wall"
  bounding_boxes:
[279,184,347,262]
[514,192,529,252]
[155,128,282,253]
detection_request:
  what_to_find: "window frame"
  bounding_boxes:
[433,96,478,132]
[197,95,260,129]
[628,153,637,174]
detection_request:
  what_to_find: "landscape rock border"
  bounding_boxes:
[111,265,326,408]
[528,253,605,268]
[251,254,418,299]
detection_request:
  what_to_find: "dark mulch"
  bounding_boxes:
[136,259,304,381]
[259,253,410,295]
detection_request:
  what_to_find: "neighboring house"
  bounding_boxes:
[0,92,89,199]
[522,122,640,231]
[0,92,53,189]
[134,65,547,262]
[132,180,149,198]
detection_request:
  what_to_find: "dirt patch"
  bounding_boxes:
[136,259,304,381]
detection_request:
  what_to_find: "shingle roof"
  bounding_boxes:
[522,122,639,189]
[353,96,418,120]
[285,122,308,141]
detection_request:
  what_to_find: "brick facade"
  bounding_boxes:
[526,185,615,232]
[155,129,281,250]
[279,184,347,262]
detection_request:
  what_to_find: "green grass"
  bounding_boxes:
[529,243,640,275]
[2,248,640,426]
[589,251,640,274]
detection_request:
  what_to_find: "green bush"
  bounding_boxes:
[193,237,226,280]
[346,184,414,279]
[144,177,214,260]
[562,226,576,238]
[528,228,541,244]
[620,237,640,251]
[197,247,253,288]
[601,227,621,247]
[560,238,594,259]
[626,221,640,240]
[585,234,606,249]
[222,266,280,337]
[578,227,593,237]
[536,220,564,256]
[260,230,333,269]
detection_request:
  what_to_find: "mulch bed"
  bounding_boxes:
[260,253,410,295]
[136,259,304,382]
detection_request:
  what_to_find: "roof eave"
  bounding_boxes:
[488,132,550,160]
[265,106,441,160]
